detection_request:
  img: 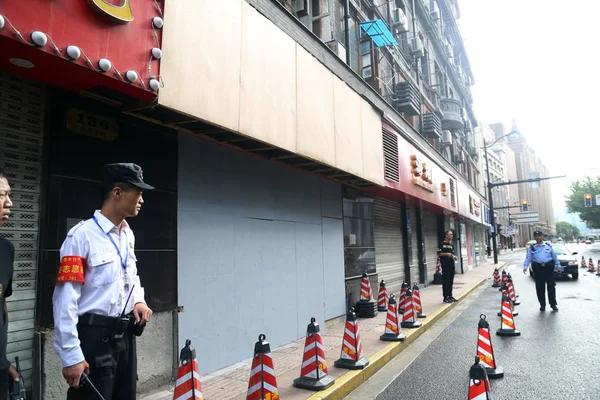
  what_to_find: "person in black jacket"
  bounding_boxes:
[437,230,458,303]
[0,167,21,395]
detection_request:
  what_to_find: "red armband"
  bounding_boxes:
[56,256,86,283]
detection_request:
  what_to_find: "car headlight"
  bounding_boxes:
[568,261,577,266]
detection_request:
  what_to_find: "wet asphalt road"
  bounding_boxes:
[375,244,600,400]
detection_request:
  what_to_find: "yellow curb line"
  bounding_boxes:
[308,262,507,400]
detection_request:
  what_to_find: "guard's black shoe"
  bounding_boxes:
[443,297,453,303]
[539,306,545,311]
[448,296,457,302]
[551,305,558,312]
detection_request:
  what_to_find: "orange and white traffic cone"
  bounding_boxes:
[588,258,595,273]
[507,277,520,306]
[501,270,508,287]
[173,339,204,400]
[433,258,443,284]
[468,356,493,400]
[380,294,406,342]
[491,268,501,288]
[507,273,519,297]
[581,256,587,269]
[398,281,409,313]
[360,271,373,301]
[497,285,518,317]
[246,334,279,400]
[377,280,389,312]
[334,308,369,369]
[293,318,335,391]
[412,283,427,318]
[496,293,521,337]
[596,260,600,276]
[476,314,503,379]
[400,288,422,329]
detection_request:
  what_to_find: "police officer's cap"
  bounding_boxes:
[533,230,544,236]
[103,163,154,190]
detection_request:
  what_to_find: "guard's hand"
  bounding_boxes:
[8,364,19,382]
[133,302,153,326]
[522,268,528,275]
[63,360,89,388]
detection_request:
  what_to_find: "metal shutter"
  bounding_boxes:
[374,197,404,296]
[423,211,440,283]
[408,205,419,284]
[0,71,45,385]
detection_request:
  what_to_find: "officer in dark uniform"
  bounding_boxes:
[523,230,561,311]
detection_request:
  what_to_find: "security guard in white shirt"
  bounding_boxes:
[52,163,154,399]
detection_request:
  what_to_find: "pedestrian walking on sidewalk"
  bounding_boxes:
[437,230,458,303]
[53,163,154,399]
[523,230,561,312]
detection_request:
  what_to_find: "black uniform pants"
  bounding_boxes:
[0,368,8,400]
[532,263,557,307]
[442,262,455,298]
[67,324,137,400]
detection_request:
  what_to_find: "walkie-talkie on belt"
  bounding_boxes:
[113,284,136,341]
[8,356,26,400]
[80,372,106,400]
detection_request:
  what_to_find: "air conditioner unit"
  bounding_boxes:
[393,8,409,33]
[430,1,440,20]
[325,40,346,61]
[464,120,473,131]
[411,37,424,58]
[441,130,453,147]
[445,43,453,58]
[455,151,465,164]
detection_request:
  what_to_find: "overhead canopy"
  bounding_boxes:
[359,20,398,47]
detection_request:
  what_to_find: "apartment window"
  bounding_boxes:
[449,178,456,207]
[421,50,430,84]
[293,0,334,42]
[360,38,374,79]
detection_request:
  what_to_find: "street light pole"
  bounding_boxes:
[483,138,499,264]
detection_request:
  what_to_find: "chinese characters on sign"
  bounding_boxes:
[410,155,434,192]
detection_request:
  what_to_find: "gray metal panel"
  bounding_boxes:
[177,133,344,374]
[320,180,342,219]
[322,217,345,319]
[374,198,404,297]
[423,211,440,283]
[409,206,420,283]
[0,71,44,386]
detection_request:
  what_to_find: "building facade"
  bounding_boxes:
[0,0,489,397]
[491,123,556,243]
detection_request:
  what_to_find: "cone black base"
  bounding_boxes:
[293,375,335,391]
[491,283,501,288]
[596,272,600,276]
[377,306,388,312]
[416,313,427,319]
[380,332,406,342]
[513,300,521,305]
[334,357,369,370]
[401,321,422,328]
[496,329,521,337]
[355,300,378,318]
[485,367,504,379]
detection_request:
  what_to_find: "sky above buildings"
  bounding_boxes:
[458,0,600,210]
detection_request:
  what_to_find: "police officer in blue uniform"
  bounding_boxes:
[523,230,561,311]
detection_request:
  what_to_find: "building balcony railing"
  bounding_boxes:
[422,112,442,139]
[440,98,464,131]
[393,81,421,116]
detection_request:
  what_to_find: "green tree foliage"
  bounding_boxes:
[565,177,600,227]
[555,221,580,240]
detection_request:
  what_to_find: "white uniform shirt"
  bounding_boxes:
[52,210,146,368]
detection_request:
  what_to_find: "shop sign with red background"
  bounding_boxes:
[371,122,458,211]
[0,0,163,101]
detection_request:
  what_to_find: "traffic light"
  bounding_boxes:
[521,199,528,212]
[585,193,592,208]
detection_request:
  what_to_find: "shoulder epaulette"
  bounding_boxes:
[67,220,86,237]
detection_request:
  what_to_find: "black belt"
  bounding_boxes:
[532,262,551,267]
[78,313,133,328]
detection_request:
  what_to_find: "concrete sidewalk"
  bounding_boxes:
[142,261,506,400]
